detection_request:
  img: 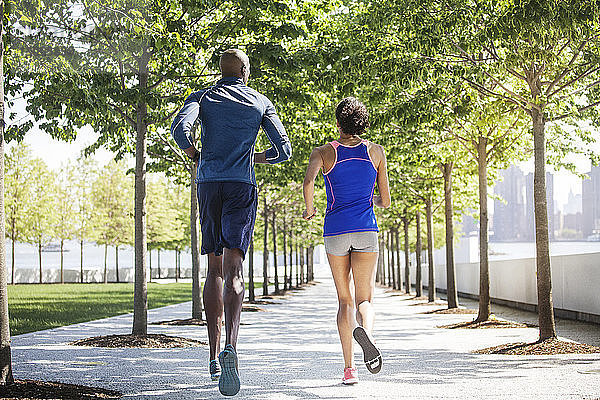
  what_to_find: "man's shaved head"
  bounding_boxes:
[220,49,250,83]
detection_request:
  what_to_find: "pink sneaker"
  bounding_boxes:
[342,367,358,385]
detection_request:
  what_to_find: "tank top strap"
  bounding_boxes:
[330,140,340,149]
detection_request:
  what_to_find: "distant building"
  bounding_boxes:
[492,165,554,242]
[563,190,582,215]
[493,165,527,241]
[582,165,600,237]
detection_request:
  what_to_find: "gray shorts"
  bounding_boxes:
[324,231,379,256]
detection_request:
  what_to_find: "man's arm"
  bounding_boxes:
[171,91,202,162]
[255,98,292,164]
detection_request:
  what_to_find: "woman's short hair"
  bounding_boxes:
[335,97,370,136]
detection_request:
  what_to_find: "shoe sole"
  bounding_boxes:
[353,326,382,374]
[218,349,240,396]
[342,378,358,385]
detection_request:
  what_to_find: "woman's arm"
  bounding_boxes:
[302,148,324,220]
[373,145,391,208]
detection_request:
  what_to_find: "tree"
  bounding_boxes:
[4,144,33,284]
[0,0,13,382]
[24,161,56,284]
[91,161,133,283]
[399,1,600,339]
[73,156,97,283]
[54,164,77,283]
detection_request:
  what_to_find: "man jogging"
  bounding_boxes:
[171,49,291,396]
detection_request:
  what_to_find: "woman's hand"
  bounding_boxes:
[302,208,316,220]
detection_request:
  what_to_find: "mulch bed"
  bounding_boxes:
[152,318,208,326]
[409,300,447,306]
[242,305,266,312]
[424,308,478,315]
[474,338,600,355]
[69,334,207,348]
[0,379,121,399]
[438,318,531,329]
[245,299,277,305]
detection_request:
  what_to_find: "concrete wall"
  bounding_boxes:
[410,252,600,323]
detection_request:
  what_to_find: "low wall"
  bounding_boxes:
[409,252,600,324]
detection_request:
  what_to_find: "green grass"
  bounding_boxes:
[8,281,260,336]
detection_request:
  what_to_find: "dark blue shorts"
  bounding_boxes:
[197,182,257,257]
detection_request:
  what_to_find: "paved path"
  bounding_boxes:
[11,269,600,399]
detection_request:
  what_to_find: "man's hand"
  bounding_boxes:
[302,208,316,220]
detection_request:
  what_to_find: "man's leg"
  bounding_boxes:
[204,253,224,361]
[222,247,245,348]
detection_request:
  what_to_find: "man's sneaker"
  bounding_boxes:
[353,326,382,374]
[342,367,358,385]
[218,344,240,396]
[209,359,221,381]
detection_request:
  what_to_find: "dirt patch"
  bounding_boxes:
[438,318,531,329]
[474,338,600,355]
[69,334,207,348]
[424,308,478,315]
[0,379,121,399]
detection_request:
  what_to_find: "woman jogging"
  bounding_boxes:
[302,97,391,384]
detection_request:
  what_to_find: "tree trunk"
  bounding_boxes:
[403,216,410,295]
[394,229,402,292]
[103,243,108,284]
[476,138,491,322]
[0,13,15,377]
[442,162,458,309]
[425,198,436,302]
[248,240,255,302]
[388,229,396,289]
[157,249,161,279]
[300,247,304,285]
[262,195,269,296]
[376,235,382,283]
[175,250,179,282]
[295,243,299,287]
[391,229,397,289]
[305,247,310,284]
[272,210,279,294]
[282,217,287,291]
[288,222,293,289]
[190,166,202,320]
[532,105,556,340]
[132,51,149,336]
[415,211,422,297]
[381,232,386,285]
[80,239,84,283]
[60,240,64,284]
[38,242,42,284]
[308,246,314,281]
[10,237,14,285]
[115,245,120,283]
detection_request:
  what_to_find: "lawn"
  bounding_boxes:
[8,282,260,336]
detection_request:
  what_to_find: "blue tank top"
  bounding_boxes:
[323,139,379,237]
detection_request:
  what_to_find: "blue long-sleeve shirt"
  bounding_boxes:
[171,77,292,186]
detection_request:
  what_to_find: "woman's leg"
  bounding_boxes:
[351,251,378,335]
[327,252,355,369]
